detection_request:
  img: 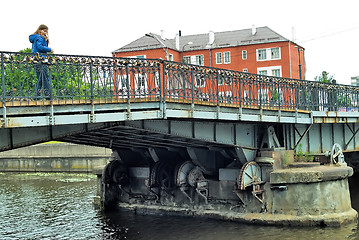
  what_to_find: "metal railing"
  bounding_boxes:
[1,51,359,112]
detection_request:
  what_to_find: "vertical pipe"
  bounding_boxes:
[216,71,219,107]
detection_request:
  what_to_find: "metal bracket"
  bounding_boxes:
[260,126,281,149]
[293,124,312,150]
[344,123,359,150]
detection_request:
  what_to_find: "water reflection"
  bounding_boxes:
[96,208,358,240]
[0,173,358,240]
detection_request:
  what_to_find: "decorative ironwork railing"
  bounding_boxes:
[1,51,359,111]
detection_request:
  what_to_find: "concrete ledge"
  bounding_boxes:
[93,166,105,175]
[270,166,353,184]
[0,143,112,173]
[117,203,358,227]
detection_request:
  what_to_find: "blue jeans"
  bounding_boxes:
[35,63,51,99]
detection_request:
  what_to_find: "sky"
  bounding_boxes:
[1,0,359,85]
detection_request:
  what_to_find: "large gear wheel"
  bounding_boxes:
[175,161,195,187]
[150,161,176,189]
[330,143,346,166]
[237,161,262,190]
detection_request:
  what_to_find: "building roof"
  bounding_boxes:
[112,26,292,54]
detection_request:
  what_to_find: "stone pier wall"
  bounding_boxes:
[0,143,112,173]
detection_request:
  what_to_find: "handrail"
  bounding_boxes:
[0,51,358,112]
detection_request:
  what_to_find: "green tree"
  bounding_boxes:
[314,71,335,83]
[1,49,114,100]
[1,49,90,99]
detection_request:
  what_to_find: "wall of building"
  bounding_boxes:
[114,41,305,80]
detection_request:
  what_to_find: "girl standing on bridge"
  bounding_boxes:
[29,24,54,100]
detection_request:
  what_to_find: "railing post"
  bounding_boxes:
[1,53,5,102]
[191,67,194,105]
[259,79,262,109]
[161,60,166,118]
[126,64,130,101]
[89,58,94,101]
[161,61,165,101]
[277,82,281,111]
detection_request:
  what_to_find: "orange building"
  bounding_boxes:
[112,26,306,80]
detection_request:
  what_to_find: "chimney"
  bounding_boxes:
[292,26,296,41]
[175,33,180,50]
[208,31,215,45]
[161,30,165,40]
[252,25,256,35]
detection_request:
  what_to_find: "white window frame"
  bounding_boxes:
[272,69,281,77]
[258,88,269,105]
[257,49,267,61]
[224,51,231,64]
[183,56,191,64]
[243,68,248,72]
[195,55,204,66]
[259,70,268,76]
[242,50,247,60]
[256,47,281,61]
[117,74,130,98]
[257,66,282,77]
[216,52,223,64]
[271,48,280,59]
[183,55,204,66]
[134,73,148,98]
[128,55,146,59]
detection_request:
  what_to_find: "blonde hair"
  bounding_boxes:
[33,24,49,42]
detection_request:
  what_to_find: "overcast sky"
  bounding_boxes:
[1,0,359,85]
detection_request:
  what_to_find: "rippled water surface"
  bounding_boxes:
[0,172,359,240]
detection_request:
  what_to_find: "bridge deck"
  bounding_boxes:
[1,51,359,154]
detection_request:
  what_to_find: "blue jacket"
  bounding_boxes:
[29,34,51,54]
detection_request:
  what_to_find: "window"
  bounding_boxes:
[216,52,222,64]
[242,50,247,60]
[257,66,282,77]
[195,55,204,66]
[271,48,280,59]
[183,56,191,64]
[257,47,281,61]
[128,55,146,58]
[168,54,173,61]
[258,89,269,105]
[243,68,248,72]
[218,92,233,104]
[183,55,204,66]
[257,49,267,61]
[224,52,230,64]
[259,70,268,76]
[195,74,206,87]
[272,69,281,77]
[117,74,130,98]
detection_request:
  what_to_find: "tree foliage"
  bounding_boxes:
[1,48,99,99]
[314,71,335,83]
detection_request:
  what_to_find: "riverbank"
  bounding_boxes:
[0,142,112,173]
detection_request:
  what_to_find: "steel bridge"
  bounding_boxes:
[1,51,359,169]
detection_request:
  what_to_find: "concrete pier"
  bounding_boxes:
[0,143,112,173]
[95,161,358,227]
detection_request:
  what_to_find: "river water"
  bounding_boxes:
[0,172,359,240]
